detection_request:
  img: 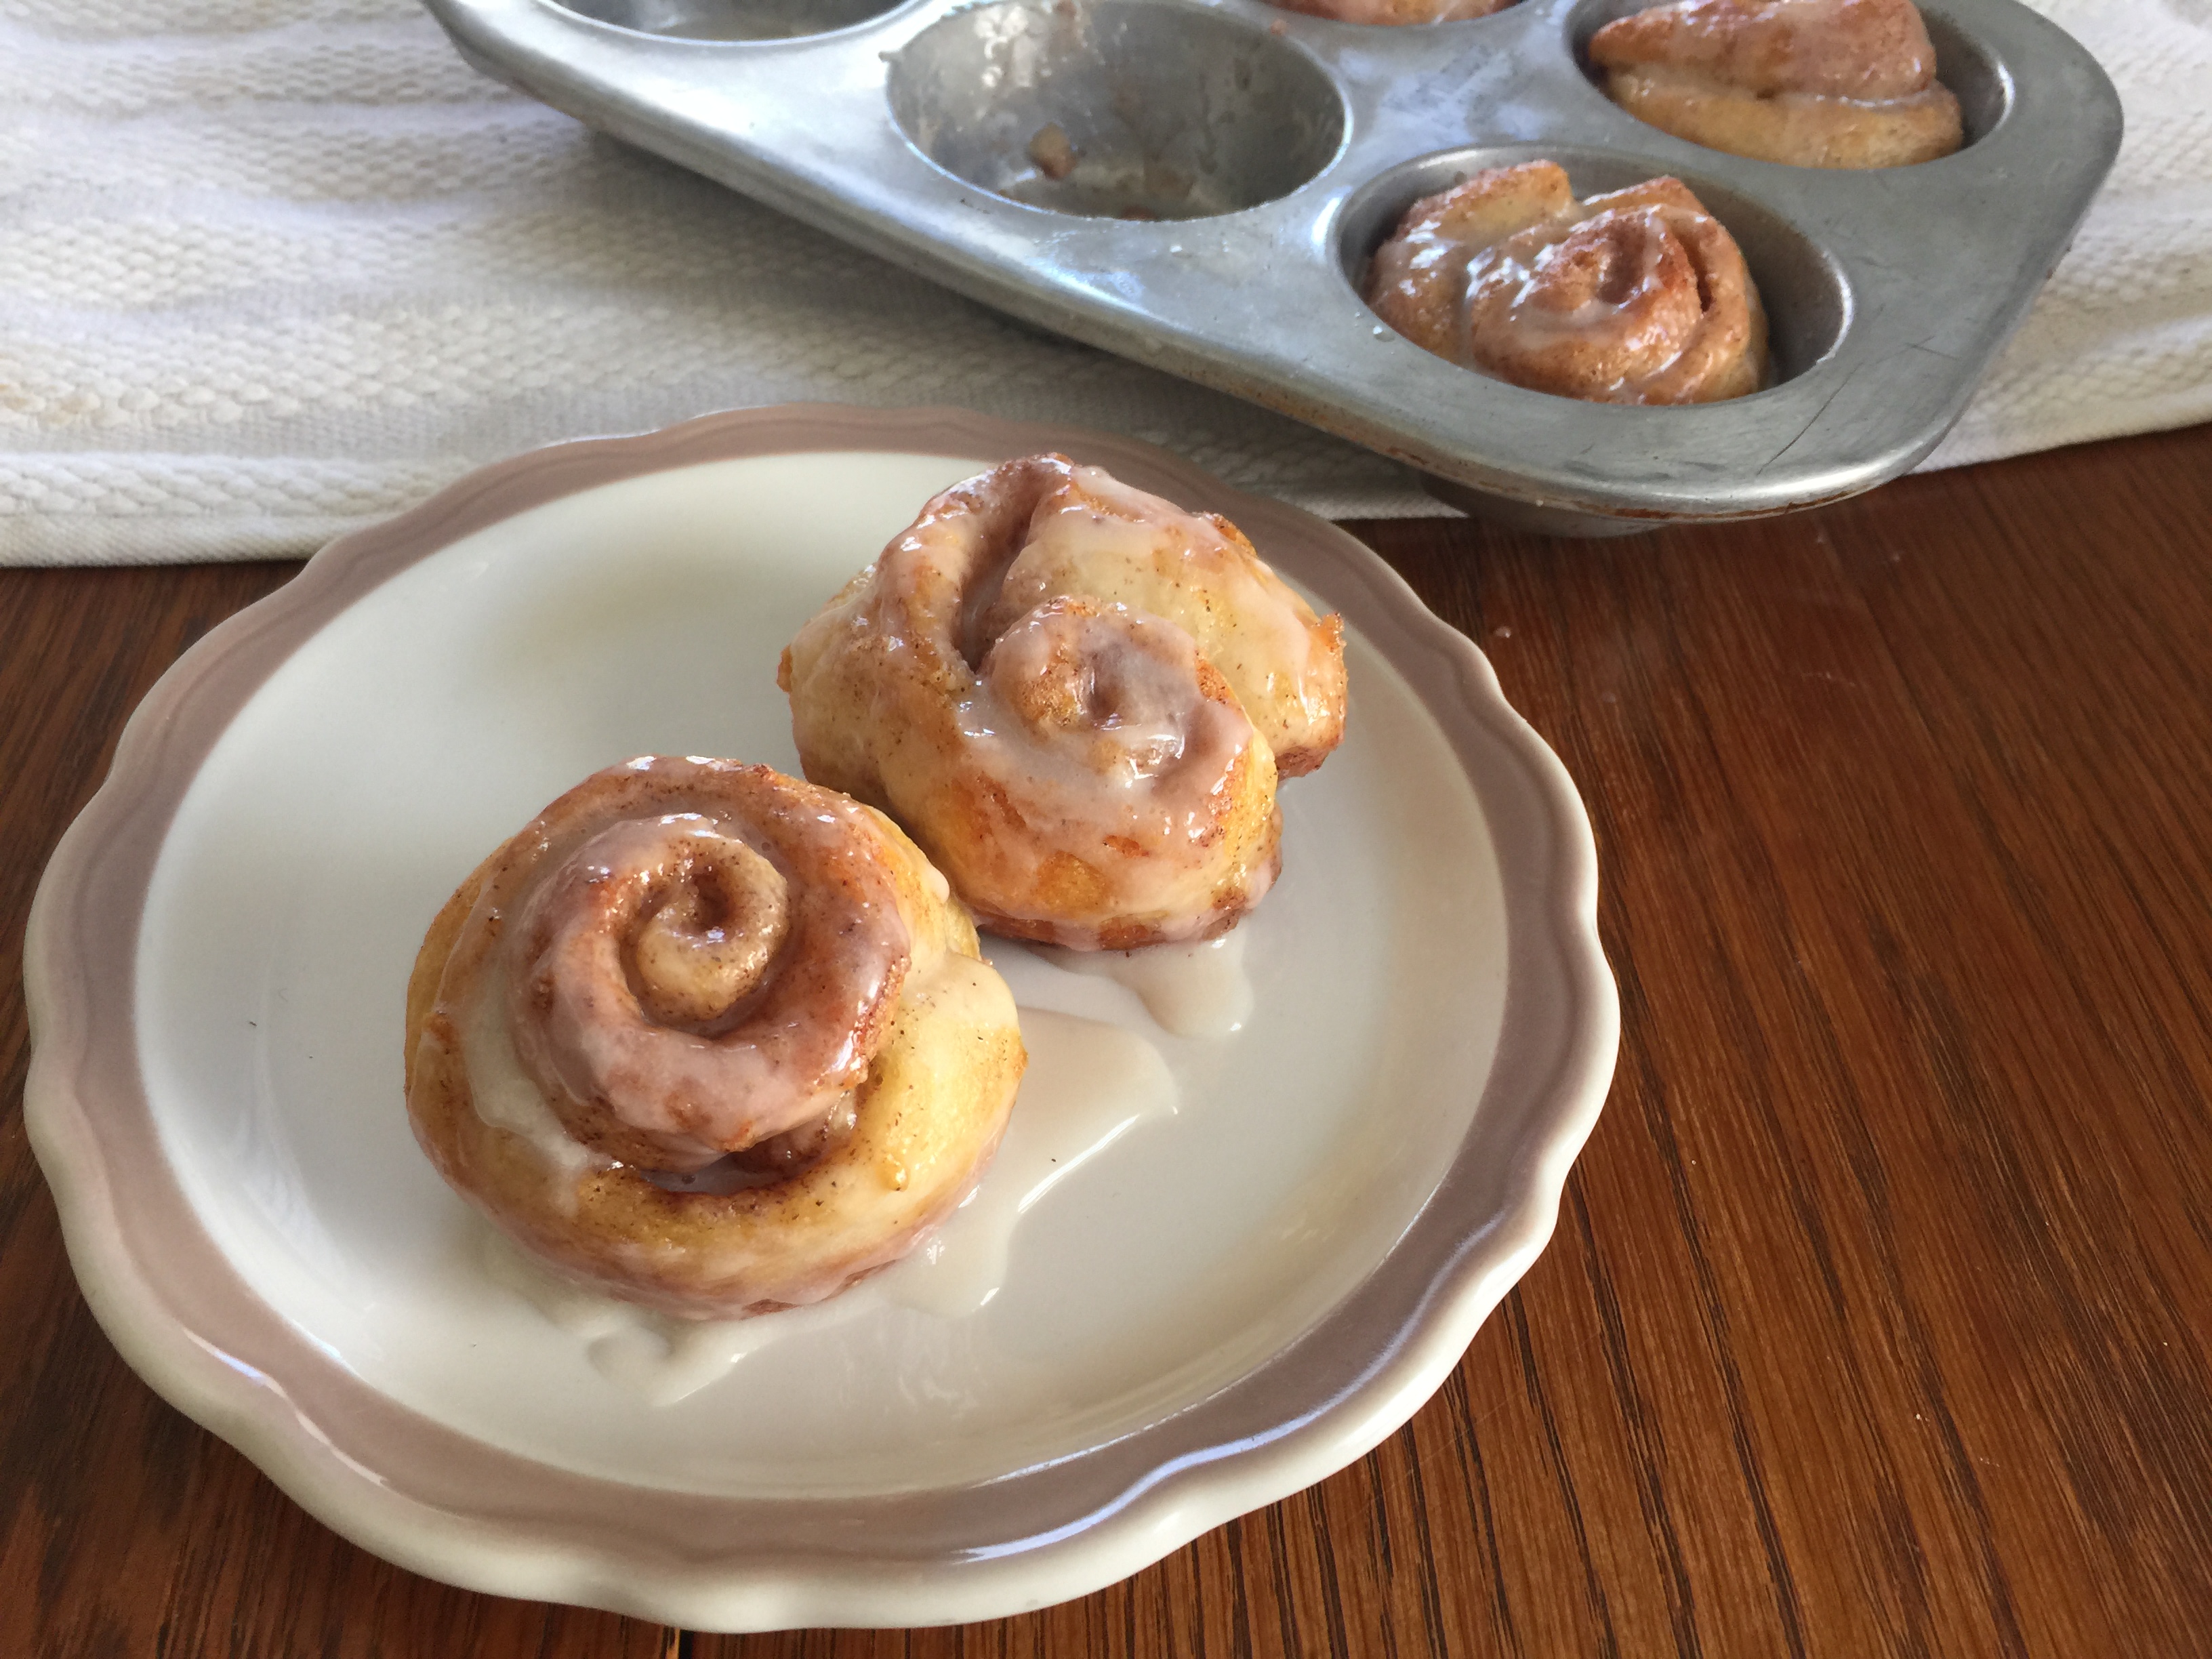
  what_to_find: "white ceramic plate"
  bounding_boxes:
[26,406,1616,1630]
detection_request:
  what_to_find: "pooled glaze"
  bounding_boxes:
[481,1006,1177,1403]
[1033,933,1253,1040]
[781,454,1348,949]
[890,1009,1178,1315]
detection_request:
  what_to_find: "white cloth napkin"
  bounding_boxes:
[2,0,2205,565]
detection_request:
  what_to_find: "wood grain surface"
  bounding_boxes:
[5,425,2209,1657]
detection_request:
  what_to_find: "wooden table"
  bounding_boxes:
[6,425,2209,1657]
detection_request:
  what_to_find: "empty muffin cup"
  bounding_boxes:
[549,0,904,40]
[886,0,1347,220]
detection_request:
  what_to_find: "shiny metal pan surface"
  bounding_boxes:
[422,0,2121,531]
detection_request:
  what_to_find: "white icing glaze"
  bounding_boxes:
[1033,933,1253,1039]
[1019,465,1331,740]
[479,1226,836,1408]
[969,603,1253,891]
[890,1009,1176,1317]
[462,958,613,1200]
[941,476,1292,938]
[919,855,951,905]
[986,605,1198,788]
[504,790,909,1168]
[478,1006,1177,1402]
[782,456,1345,948]
[1517,215,1673,333]
[1463,207,1704,399]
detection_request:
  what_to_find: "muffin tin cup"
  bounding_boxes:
[425,0,2120,533]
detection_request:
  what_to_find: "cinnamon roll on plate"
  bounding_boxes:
[405,756,1026,1320]
[1365,159,1769,404]
[780,454,1348,950]
[1590,0,1965,169]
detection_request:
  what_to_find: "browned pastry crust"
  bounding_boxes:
[405,756,1025,1319]
[1590,0,1965,169]
[1265,0,1515,24]
[1365,160,1769,403]
[779,455,1348,950]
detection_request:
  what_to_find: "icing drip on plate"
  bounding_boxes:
[479,1004,1176,1403]
[1031,933,1252,1038]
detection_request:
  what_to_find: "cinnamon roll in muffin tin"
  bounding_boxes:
[422,0,2117,533]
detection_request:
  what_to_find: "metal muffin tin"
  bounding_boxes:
[422,0,2121,532]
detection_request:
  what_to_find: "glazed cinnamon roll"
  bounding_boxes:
[779,455,1347,950]
[1265,0,1515,24]
[404,757,1025,1319]
[1365,160,1768,404]
[1590,0,1964,169]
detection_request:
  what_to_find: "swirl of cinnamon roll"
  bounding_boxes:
[404,756,1025,1319]
[1264,0,1515,26]
[1365,160,1769,404]
[779,455,1347,950]
[1590,0,1964,169]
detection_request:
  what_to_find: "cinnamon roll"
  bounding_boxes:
[1365,159,1769,404]
[1590,0,1964,169]
[779,455,1347,950]
[404,756,1025,1319]
[1265,0,1515,24]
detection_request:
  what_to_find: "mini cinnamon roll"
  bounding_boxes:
[779,455,1347,950]
[1365,160,1768,404]
[404,756,1025,1319]
[1590,0,1964,169]
[1265,0,1515,24]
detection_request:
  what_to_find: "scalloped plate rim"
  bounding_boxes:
[22,402,1618,1631]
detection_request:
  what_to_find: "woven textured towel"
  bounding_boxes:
[2,0,2207,564]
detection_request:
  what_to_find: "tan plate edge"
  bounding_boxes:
[22,403,1618,1630]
